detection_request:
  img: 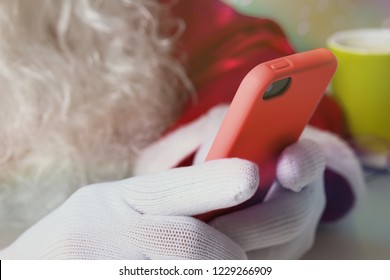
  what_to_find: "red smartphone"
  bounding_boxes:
[197,48,337,222]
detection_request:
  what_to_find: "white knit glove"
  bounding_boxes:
[0,159,259,259]
[1,105,362,260]
[134,105,328,259]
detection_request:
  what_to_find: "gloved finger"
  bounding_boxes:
[113,158,258,216]
[246,227,317,259]
[133,104,229,175]
[130,215,247,259]
[275,139,325,193]
[209,178,326,255]
[300,125,366,206]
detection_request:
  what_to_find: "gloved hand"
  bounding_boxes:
[1,104,362,260]
[0,159,259,259]
[134,105,328,259]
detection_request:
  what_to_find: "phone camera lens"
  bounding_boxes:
[263,77,291,100]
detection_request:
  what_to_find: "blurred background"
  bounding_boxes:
[223,0,390,51]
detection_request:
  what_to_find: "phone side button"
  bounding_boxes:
[269,61,290,70]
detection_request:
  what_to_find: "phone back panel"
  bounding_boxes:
[198,49,337,221]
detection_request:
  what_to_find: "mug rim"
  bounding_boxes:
[327,28,390,55]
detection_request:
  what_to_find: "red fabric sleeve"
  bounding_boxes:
[168,0,347,138]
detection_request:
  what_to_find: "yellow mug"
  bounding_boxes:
[327,29,390,144]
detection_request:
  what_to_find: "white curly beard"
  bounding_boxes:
[0,0,190,247]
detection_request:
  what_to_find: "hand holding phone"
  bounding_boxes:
[197,48,337,221]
